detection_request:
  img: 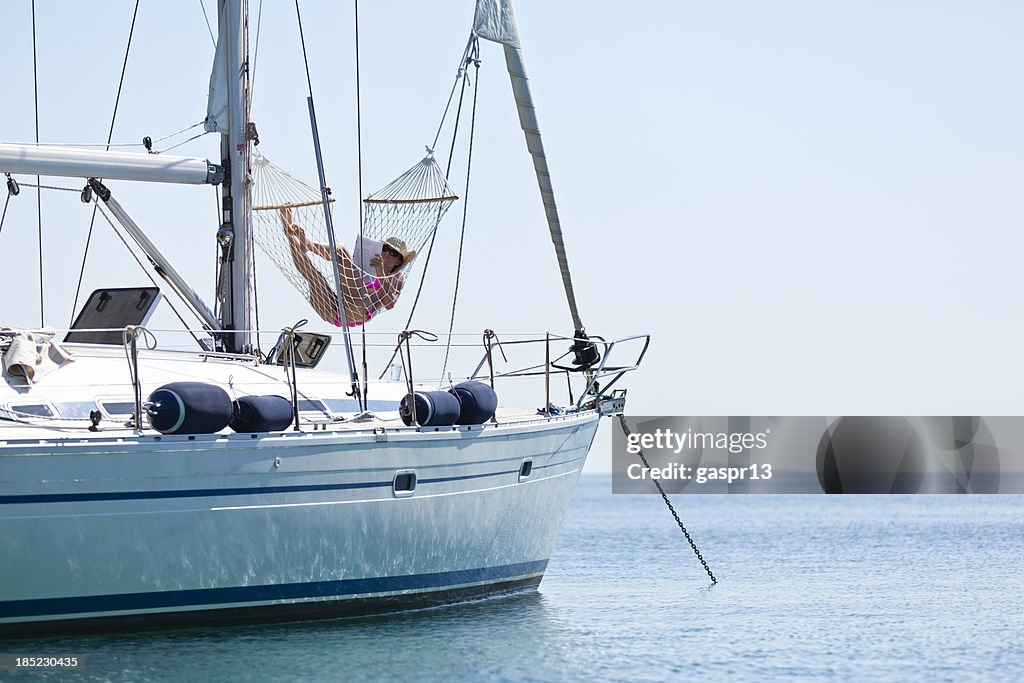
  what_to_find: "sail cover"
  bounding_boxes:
[473,0,520,48]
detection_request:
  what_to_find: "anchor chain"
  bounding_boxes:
[617,414,717,584]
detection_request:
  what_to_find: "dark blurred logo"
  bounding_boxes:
[816,417,1000,493]
[816,417,926,493]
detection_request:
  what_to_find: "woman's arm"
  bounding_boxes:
[378,276,403,310]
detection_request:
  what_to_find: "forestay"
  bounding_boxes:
[473,0,585,336]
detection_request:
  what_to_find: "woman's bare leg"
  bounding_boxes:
[280,208,343,324]
[334,244,373,324]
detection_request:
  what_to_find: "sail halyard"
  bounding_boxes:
[204,2,229,135]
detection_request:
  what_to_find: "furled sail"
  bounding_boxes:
[472,0,520,48]
[205,0,229,133]
[1,327,75,385]
[473,0,585,334]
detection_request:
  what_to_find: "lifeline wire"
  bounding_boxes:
[617,415,718,584]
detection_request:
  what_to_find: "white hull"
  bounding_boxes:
[0,340,605,635]
[0,409,597,634]
[0,0,642,638]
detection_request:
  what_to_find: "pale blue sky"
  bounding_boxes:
[2,1,1023,471]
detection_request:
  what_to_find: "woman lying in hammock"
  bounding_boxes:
[280,207,415,327]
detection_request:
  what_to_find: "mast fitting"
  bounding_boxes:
[87,178,111,202]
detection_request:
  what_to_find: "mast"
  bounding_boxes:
[213,0,253,353]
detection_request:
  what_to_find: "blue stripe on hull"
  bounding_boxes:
[0,457,581,505]
[1,574,546,638]
[0,560,549,621]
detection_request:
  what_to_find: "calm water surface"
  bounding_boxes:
[4,476,1023,681]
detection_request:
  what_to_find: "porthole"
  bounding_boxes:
[519,459,534,482]
[393,470,417,497]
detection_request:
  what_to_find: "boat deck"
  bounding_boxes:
[0,339,592,445]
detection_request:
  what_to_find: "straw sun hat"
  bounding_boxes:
[383,237,416,264]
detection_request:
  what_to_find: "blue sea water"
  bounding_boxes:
[4,476,1023,682]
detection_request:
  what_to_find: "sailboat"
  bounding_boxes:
[0,1,647,635]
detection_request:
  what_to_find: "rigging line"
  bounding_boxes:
[377,53,474,380]
[212,186,224,322]
[93,202,205,346]
[440,50,481,383]
[375,229,441,381]
[152,132,206,154]
[198,0,216,47]
[32,0,43,327]
[1,121,205,149]
[249,0,264,104]
[293,0,316,102]
[295,0,361,406]
[242,1,257,356]
[430,33,477,151]
[353,0,369,405]
[18,183,78,192]
[70,0,142,329]
[248,184,263,356]
[149,120,206,143]
[0,194,10,238]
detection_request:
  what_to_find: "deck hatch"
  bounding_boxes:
[6,403,56,418]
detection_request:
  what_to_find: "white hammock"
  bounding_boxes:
[252,151,457,325]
